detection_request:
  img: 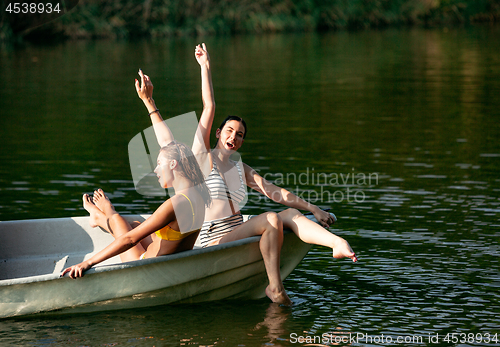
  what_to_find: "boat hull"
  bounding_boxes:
[0,215,312,318]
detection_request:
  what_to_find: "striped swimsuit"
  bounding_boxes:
[198,159,247,247]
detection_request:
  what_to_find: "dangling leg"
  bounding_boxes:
[217,212,292,306]
[279,209,357,262]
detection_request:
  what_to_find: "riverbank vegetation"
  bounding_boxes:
[1,0,500,42]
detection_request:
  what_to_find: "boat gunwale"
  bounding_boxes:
[0,212,320,287]
[0,232,272,287]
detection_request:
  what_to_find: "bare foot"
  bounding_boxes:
[82,194,106,228]
[265,285,292,306]
[332,238,358,262]
[93,189,116,218]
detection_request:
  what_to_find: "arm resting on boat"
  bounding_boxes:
[61,198,178,279]
[135,69,174,147]
[243,163,334,228]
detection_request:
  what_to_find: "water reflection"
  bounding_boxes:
[1,301,296,346]
[253,304,291,346]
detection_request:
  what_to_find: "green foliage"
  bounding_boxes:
[2,0,499,42]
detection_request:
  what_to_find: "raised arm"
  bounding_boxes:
[61,199,177,279]
[243,164,335,228]
[192,43,215,158]
[135,69,174,147]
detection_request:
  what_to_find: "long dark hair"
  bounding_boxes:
[159,141,212,207]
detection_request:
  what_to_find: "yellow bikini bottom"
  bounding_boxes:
[155,225,201,241]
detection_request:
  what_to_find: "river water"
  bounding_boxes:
[0,26,499,346]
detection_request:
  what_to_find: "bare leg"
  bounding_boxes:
[82,194,107,229]
[218,212,292,306]
[93,189,145,262]
[129,221,154,250]
[279,209,357,262]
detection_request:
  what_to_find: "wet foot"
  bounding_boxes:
[93,189,116,218]
[332,238,358,262]
[82,194,105,228]
[265,285,292,306]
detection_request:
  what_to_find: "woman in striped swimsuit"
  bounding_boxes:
[148,44,357,305]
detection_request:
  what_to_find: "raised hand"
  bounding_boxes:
[195,43,210,67]
[135,69,154,102]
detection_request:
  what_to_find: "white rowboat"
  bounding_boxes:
[0,214,313,318]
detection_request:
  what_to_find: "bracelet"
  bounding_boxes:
[148,109,160,116]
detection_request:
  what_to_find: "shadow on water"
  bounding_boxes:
[2,301,298,346]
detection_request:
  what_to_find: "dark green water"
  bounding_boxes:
[1,27,500,346]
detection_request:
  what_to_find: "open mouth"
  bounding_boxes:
[226,142,235,149]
